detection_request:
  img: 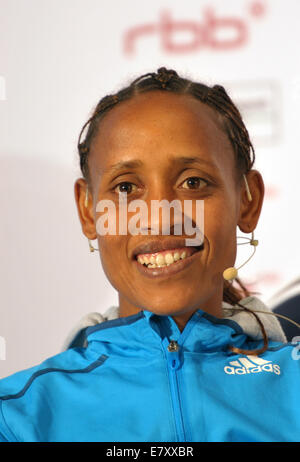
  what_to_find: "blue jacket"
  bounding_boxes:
[0,297,300,442]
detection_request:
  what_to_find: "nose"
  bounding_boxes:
[141,183,204,246]
[140,199,184,236]
[140,182,182,236]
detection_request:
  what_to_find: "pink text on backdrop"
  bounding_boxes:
[123,3,266,55]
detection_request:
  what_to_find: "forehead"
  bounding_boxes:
[88,90,235,178]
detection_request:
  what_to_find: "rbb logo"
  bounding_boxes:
[123,3,266,55]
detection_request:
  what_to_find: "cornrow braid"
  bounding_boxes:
[77,67,266,355]
[154,67,179,87]
[77,93,123,182]
[207,85,255,172]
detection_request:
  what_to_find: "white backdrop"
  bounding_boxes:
[1,0,299,378]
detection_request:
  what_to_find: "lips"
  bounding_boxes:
[132,237,203,260]
[132,238,204,277]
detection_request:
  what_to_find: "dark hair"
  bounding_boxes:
[77,67,268,355]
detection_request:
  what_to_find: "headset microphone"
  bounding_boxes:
[223,174,258,281]
[223,232,259,281]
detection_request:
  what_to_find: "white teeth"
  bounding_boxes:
[156,254,165,267]
[173,252,180,261]
[165,253,174,265]
[137,248,190,268]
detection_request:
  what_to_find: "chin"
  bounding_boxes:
[138,295,198,317]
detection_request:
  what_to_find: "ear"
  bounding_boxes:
[74,178,97,239]
[237,169,265,233]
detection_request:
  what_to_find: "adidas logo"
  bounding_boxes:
[224,355,281,375]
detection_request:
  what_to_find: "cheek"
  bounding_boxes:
[203,199,237,264]
[98,235,129,285]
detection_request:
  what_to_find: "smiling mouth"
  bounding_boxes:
[135,244,204,269]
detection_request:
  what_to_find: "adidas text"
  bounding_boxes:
[224,355,281,375]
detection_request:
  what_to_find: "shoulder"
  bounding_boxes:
[0,346,103,397]
[266,339,300,364]
[245,339,300,376]
[0,347,107,441]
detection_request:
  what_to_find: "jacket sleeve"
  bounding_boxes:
[0,401,12,442]
[0,431,9,442]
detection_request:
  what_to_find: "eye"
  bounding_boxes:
[180,177,208,190]
[114,182,137,195]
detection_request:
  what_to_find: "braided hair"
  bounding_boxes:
[77,67,268,356]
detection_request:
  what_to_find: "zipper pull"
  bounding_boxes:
[167,340,180,370]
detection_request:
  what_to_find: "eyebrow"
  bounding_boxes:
[173,156,215,168]
[109,160,144,173]
[106,156,215,178]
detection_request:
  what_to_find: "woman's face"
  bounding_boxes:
[76,91,263,326]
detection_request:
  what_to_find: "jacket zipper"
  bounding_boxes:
[161,311,199,441]
[165,339,186,442]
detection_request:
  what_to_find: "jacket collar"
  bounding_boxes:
[84,307,246,355]
[61,296,287,352]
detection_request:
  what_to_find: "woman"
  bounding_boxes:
[0,67,299,442]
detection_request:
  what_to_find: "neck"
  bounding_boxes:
[118,289,224,333]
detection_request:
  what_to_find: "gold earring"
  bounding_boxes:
[84,184,99,253]
[88,239,98,253]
